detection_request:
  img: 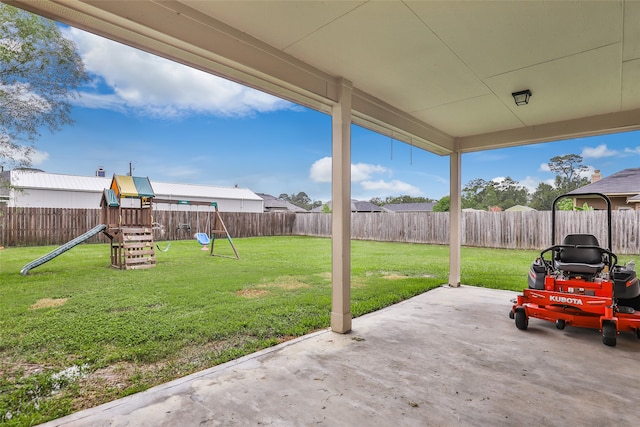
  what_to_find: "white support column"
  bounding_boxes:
[331,78,353,333]
[448,150,461,287]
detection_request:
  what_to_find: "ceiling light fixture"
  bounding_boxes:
[511,89,532,106]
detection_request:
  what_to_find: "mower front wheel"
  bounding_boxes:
[602,321,617,347]
[514,308,528,330]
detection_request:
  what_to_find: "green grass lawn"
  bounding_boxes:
[0,236,537,425]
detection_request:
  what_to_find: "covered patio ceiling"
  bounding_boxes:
[10,1,640,155]
[9,0,640,333]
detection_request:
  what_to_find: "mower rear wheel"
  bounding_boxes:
[602,321,617,347]
[515,308,528,330]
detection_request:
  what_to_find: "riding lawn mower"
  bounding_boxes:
[510,193,640,346]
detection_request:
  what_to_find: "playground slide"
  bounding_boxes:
[20,224,107,276]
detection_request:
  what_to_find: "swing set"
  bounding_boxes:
[153,199,239,259]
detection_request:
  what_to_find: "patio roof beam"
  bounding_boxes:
[458,108,640,153]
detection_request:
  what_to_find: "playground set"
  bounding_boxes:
[20,175,237,275]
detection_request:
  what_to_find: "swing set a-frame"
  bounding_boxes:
[153,198,239,259]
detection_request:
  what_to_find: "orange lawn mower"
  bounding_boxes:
[510,193,640,346]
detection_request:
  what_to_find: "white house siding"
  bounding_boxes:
[152,181,263,213]
[154,197,262,213]
[11,188,103,208]
[7,171,264,213]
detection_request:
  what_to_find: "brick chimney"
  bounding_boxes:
[591,170,602,183]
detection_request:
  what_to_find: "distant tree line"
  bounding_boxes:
[278,193,437,211]
[369,195,435,206]
[278,192,323,211]
[432,154,591,212]
[280,154,591,212]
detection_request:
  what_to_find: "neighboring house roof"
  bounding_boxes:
[257,193,307,212]
[352,200,386,212]
[505,205,536,212]
[568,168,640,196]
[311,200,388,212]
[153,181,262,202]
[11,169,111,192]
[383,202,434,212]
[8,170,263,202]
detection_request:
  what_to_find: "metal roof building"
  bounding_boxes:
[2,170,264,213]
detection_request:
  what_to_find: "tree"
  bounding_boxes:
[1,4,88,168]
[278,192,321,211]
[556,197,575,211]
[462,178,491,210]
[529,182,557,210]
[547,154,589,194]
[461,177,527,210]
[369,195,435,206]
[529,154,591,210]
[432,195,450,212]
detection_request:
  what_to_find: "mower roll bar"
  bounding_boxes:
[551,192,612,251]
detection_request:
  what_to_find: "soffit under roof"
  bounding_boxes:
[9,0,640,156]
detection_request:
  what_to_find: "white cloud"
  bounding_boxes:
[63,28,293,118]
[519,176,540,193]
[351,162,388,182]
[539,162,551,172]
[581,144,618,158]
[624,146,640,155]
[309,157,419,197]
[1,145,49,166]
[309,157,332,182]
[360,179,421,195]
[163,166,201,178]
[309,157,389,183]
[31,149,50,165]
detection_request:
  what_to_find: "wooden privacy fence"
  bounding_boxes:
[1,208,639,254]
[293,211,640,255]
[0,208,296,247]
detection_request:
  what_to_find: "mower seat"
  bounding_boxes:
[555,234,604,275]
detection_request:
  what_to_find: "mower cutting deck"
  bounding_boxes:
[510,193,640,346]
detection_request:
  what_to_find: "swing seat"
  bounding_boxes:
[195,233,210,245]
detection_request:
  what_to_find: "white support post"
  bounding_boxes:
[449,150,461,287]
[331,78,353,333]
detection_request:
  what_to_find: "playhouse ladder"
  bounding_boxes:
[120,226,156,270]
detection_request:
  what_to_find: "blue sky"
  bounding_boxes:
[22,26,640,203]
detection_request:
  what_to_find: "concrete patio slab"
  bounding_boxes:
[40,285,640,426]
